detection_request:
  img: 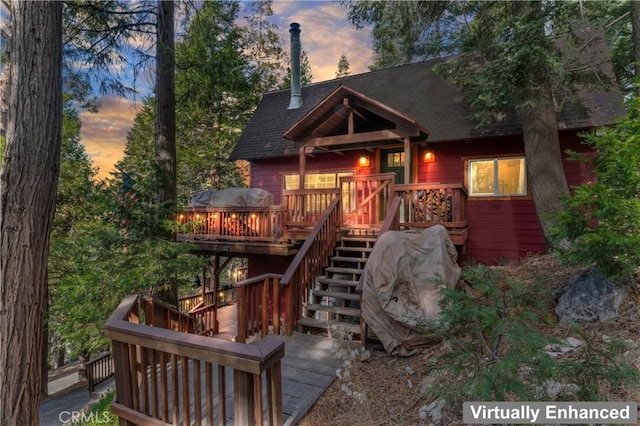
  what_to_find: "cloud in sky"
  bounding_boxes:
[80,1,374,180]
[272,1,373,81]
[79,96,140,179]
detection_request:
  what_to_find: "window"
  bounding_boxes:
[386,152,405,167]
[284,171,354,190]
[284,171,355,212]
[468,157,526,197]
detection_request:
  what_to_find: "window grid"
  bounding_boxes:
[468,157,526,197]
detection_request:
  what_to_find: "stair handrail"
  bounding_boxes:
[279,197,342,334]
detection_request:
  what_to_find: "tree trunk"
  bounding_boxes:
[514,0,570,250]
[155,0,176,217]
[521,84,570,249]
[0,1,63,424]
[155,0,177,305]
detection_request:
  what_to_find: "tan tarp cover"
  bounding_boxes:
[189,188,274,208]
[362,225,461,356]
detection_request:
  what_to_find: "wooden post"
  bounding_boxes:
[299,146,306,187]
[404,137,411,184]
[268,361,283,425]
[233,370,255,425]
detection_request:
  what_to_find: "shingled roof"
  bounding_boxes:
[232,55,623,162]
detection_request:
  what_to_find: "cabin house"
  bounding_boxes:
[173,23,624,337]
[105,24,625,425]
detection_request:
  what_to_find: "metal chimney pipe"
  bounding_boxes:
[288,22,302,109]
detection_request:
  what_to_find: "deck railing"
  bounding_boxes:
[188,302,218,336]
[394,183,469,246]
[142,296,196,333]
[282,188,340,228]
[85,351,114,394]
[234,274,283,344]
[341,173,395,227]
[176,206,286,243]
[280,197,342,334]
[394,183,467,227]
[105,294,285,426]
[178,291,216,313]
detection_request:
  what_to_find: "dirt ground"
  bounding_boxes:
[300,255,640,426]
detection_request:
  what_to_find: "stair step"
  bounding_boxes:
[317,277,359,288]
[296,317,361,336]
[325,266,363,275]
[313,290,361,301]
[341,236,377,243]
[331,256,368,264]
[306,304,361,317]
[335,246,372,253]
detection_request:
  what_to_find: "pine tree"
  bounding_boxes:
[336,53,351,78]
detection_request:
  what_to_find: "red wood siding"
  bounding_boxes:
[249,131,593,265]
[250,150,373,204]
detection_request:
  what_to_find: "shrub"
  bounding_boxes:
[423,265,640,409]
[423,265,557,405]
[552,95,640,279]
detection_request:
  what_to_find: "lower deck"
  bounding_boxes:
[108,300,341,426]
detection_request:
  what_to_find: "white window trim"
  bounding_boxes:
[468,156,527,197]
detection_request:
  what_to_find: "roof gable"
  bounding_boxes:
[283,85,428,143]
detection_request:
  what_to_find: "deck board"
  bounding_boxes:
[178,303,339,425]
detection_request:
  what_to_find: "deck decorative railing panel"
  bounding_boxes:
[105,294,285,426]
[393,183,468,228]
[394,183,469,246]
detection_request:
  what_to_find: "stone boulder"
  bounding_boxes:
[556,268,626,325]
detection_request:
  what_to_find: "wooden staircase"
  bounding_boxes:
[297,229,378,338]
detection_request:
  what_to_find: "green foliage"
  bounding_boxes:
[423,266,556,404]
[242,0,286,93]
[559,330,640,401]
[423,264,640,408]
[280,49,314,88]
[335,53,351,78]
[174,1,253,198]
[72,390,118,425]
[49,99,205,357]
[552,95,640,279]
[63,1,155,103]
[345,0,628,122]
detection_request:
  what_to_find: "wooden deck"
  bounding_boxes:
[202,303,339,425]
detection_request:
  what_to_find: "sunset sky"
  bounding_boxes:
[81,1,374,180]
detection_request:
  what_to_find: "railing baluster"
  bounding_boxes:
[171,354,179,425]
[217,364,226,425]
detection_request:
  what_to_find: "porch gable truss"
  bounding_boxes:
[282,85,429,152]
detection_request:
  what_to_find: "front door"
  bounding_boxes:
[380,148,408,184]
